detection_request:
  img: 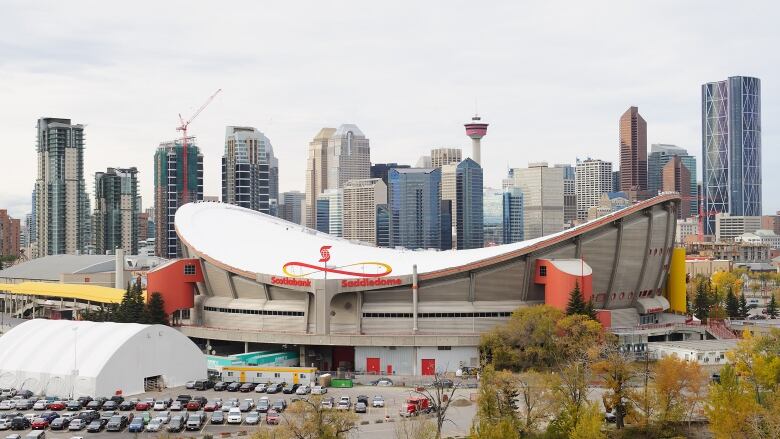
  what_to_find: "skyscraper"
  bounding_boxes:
[34,117,90,256]
[456,159,484,250]
[702,76,762,235]
[430,148,462,168]
[388,168,441,250]
[304,128,334,229]
[483,188,504,246]
[440,163,458,248]
[662,156,691,220]
[647,144,697,217]
[94,167,139,255]
[619,106,648,195]
[511,163,564,240]
[317,189,343,237]
[370,163,410,186]
[502,187,524,244]
[154,139,203,258]
[278,191,305,225]
[555,164,576,225]
[304,125,370,229]
[0,210,21,258]
[222,126,276,214]
[575,159,613,221]
[342,178,387,245]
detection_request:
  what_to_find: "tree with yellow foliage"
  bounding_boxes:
[652,356,707,427]
[711,270,744,298]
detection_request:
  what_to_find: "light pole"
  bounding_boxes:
[71,327,78,399]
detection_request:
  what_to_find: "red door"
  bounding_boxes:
[366,357,380,374]
[386,364,393,375]
[421,359,435,376]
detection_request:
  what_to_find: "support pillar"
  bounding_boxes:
[244,342,249,353]
[412,265,418,333]
[299,345,306,367]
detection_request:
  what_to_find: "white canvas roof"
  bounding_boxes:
[0,319,206,397]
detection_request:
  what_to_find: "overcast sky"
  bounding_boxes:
[1,0,778,219]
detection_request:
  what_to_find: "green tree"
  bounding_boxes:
[738,293,749,319]
[275,396,357,439]
[471,365,522,438]
[725,287,740,319]
[566,282,586,316]
[693,280,710,322]
[144,292,169,325]
[767,294,778,319]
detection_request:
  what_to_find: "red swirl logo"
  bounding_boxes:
[318,245,332,263]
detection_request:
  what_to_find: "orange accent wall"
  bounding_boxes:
[534,259,593,312]
[595,310,611,328]
[146,259,204,315]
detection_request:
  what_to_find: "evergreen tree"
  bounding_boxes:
[725,287,740,319]
[114,282,133,323]
[144,292,169,325]
[584,298,598,320]
[738,293,749,319]
[767,294,778,319]
[566,282,587,316]
[693,280,710,322]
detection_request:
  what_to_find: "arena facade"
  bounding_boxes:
[148,193,682,375]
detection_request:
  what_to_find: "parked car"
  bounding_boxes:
[101,401,118,412]
[10,417,30,431]
[193,380,214,391]
[226,382,242,392]
[167,416,185,433]
[106,415,130,432]
[282,384,300,394]
[68,419,85,431]
[266,383,283,394]
[265,410,280,425]
[169,401,182,411]
[370,378,393,387]
[372,396,385,408]
[32,401,46,411]
[85,420,104,433]
[311,386,327,395]
[15,401,32,411]
[257,398,270,413]
[77,411,99,424]
[145,419,162,432]
[210,411,225,424]
[30,418,50,430]
[109,396,124,405]
[203,401,220,412]
[3,434,19,439]
[127,418,144,433]
[239,383,255,393]
[49,417,70,430]
[213,382,228,392]
[134,401,151,411]
[185,381,196,390]
[227,408,242,425]
[0,402,14,411]
[76,397,93,407]
[254,384,268,393]
[186,401,201,411]
[356,395,369,406]
[154,412,170,424]
[0,419,10,431]
[85,400,104,411]
[320,397,334,410]
[153,400,169,411]
[245,411,260,425]
[295,385,310,395]
[185,413,204,431]
[337,397,351,411]
[354,402,367,414]
[271,400,286,413]
[176,395,192,404]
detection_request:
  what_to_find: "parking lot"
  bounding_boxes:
[0,384,478,439]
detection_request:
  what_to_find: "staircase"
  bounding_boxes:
[706,322,737,340]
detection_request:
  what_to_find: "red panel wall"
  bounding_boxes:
[146,259,204,315]
[534,259,593,312]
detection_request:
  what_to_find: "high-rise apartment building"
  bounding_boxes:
[440,200,453,251]
[702,76,762,235]
[304,125,370,228]
[575,159,613,221]
[279,191,305,225]
[715,213,762,242]
[304,128,334,229]
[502,187,524,244]
[138,212,149,242]
[483,188,504,246]
[342,178,387,245]
[648,144,697,218]
[510,163,564,240]
[430,148,462,168]
[456,159,483,250]
[370,163,410,186]
[662,156,692,219]
[440,163,458,248]
[316,189,343,237]
[0,210,21,258]
[612,171,621,193]
[388,168,441,250]
[619,106,648,195]
[222,126,275,214]
[34,117,90,256]
[555,164,576,225]
[154,139,203,258]
[94,167,139,255]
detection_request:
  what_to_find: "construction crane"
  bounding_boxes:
[176,89,222,202]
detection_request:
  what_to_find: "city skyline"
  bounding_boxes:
[1,2,779,219]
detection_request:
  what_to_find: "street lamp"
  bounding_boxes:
[71,327,78,399]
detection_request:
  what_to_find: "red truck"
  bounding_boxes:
[399,397,431,417]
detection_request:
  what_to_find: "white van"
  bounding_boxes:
[25,431,45,439]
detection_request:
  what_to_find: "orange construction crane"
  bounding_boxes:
[176,89,222,202]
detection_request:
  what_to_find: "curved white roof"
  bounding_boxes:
[0,319,205,397]
[176,202,570,279]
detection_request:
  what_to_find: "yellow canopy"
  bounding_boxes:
[0,282,144,304]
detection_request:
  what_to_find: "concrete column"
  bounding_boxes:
[355,292,362,334]
[299,345,306,367]
[115,248,126,289]
[412,265,418,333]
[244,342,249,353]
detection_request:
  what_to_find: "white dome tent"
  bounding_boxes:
[0,319,206,397]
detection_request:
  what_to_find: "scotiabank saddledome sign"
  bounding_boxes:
[275,246,402,288]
